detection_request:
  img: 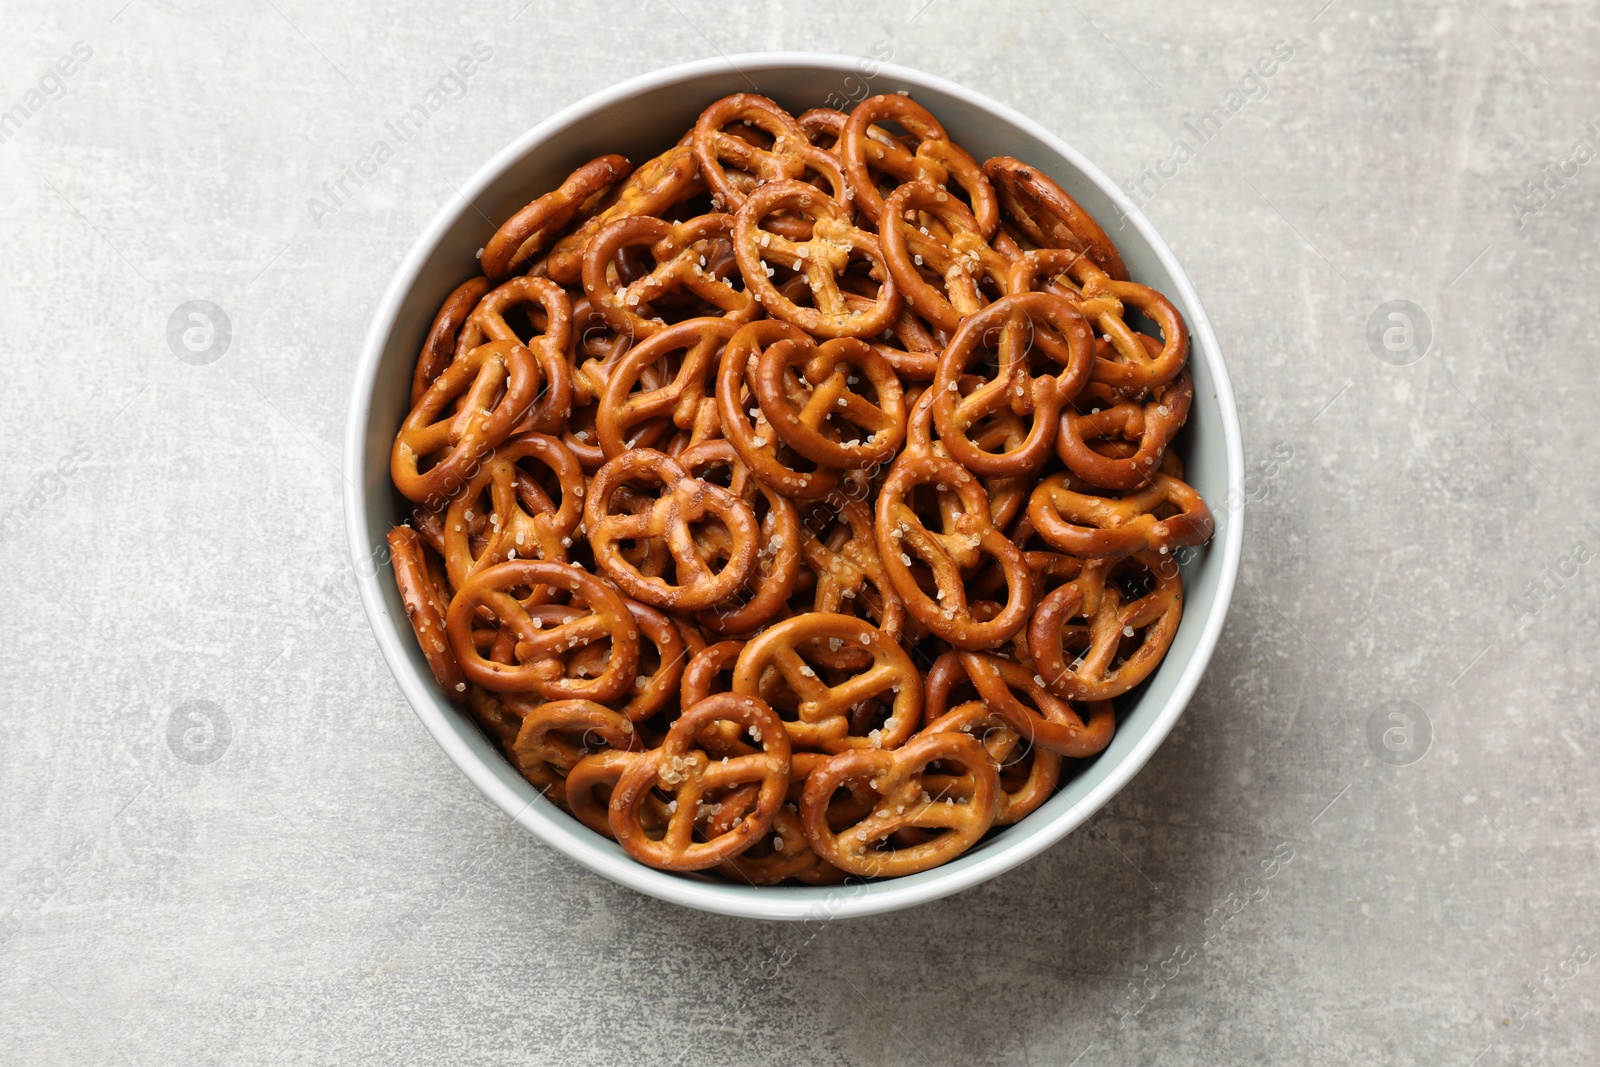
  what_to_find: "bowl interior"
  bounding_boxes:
[346,55,1242,920]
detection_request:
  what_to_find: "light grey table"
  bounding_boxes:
[3,2,1596,1063]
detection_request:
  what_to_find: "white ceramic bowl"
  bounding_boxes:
[344,53,1243,920]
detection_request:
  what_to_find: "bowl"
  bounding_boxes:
[344,52,1244,920]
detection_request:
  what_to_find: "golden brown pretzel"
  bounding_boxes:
[609,692,791,871]
[583,448,760,611]
[874,453,1033,649]
[580,213,758,341]
[957,651,1116,758]
[453,276,575,435]
[732,612,921,752]
[732,178,900,339]
[716,320,843,500]
[1027,552,1183,701]
[1057,370,1193,490]
[922,700,1062,826]
[594,316,735,460]
[511,698,639,803]
[931,291,1095,477]
[1007,248,1188,395]
[411,277,492,406]
[391,339,538,506]
[754,334,907,469]
[879,179,1013,333]
[692,93,813,209]
[387,524,467,695]
[544,144,704,285]
[840,94,998,236]
[440,431,585,590]
[1027,458,1214,559]
[794,494,905,649]
[799,730,999,877]
[443,559,640,701]
[676,441,801,636]
[984,156,1127,280]
[482,154,633,281]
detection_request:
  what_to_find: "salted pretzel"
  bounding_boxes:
[840,94,998,236]
[984,156,1127,280]
[608,692,791,871]
[391,339,539,506]
[754,334,907,469]
[794,494,905,648]
[922,701,1062,825]
[584,448,760,611]
[581,213,758,341]
[386,90,1216,885]
[677,441,801,636]
[732,178,900,339]
[693,93,815,209]
[957,651,1117,758]
[440,431,585,590]
[387,525,466,695]
[874,453,1033,649]
[544,144,704,285]
[1027,551,1183,701]
[510,698,638,803]
[879,179,1013,333]
[931,291,1095,477]
[482,154,633,281]
[1057,371,1193,490]
[444,559,640,701]
[800,730,999,877]
[452,276,574,435]
[716,319,843,500]
[1028,454,1214,559]
[733,613,922,753]
[594,316,736,459]
[411,277,492,406]
[1007,249,1188,395]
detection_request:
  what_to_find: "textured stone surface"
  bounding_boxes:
[2,1,1598,1063]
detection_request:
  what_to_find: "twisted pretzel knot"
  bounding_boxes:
[676,441,801,636]
[441,431,585,590]
[444,559,640,702]
[874,453,1033,649]
[387,525,465,695]
[1007,248,1188,396]
[482,154,632,282]
[841,94,998,236]
[1027,551,1184,701]
[733,613,922,753]
[922,700,1062,826]
[717,319,843,500]
[609,692,791,871]
[800,730,999,878]
[733,178,900,339]
[1027,458,1214,560]
[754,334,907,469]
[391,339,539,506]
[984,156,1127,281]
[594,315,736,460]
[511,698,638,804]
[957,651,1117,758]
[584,448,760,611]
[581,213,757,341]
[881,179,1014,333]
[544,144,704,285]
[932,291,1095,478]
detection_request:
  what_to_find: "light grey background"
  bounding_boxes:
[2,1,1596,1064]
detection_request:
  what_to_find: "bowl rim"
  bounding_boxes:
[344,51,1244,921]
